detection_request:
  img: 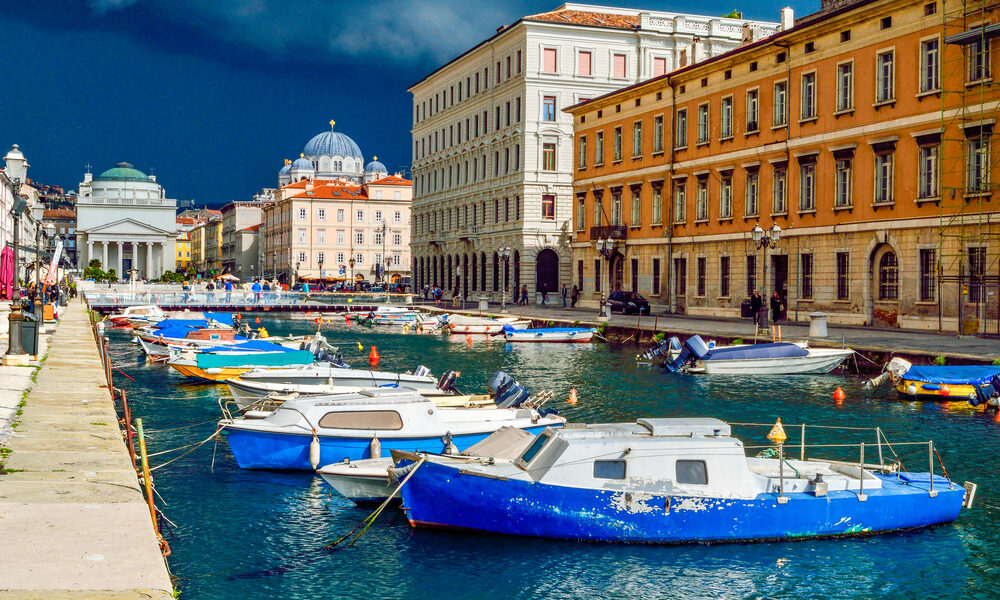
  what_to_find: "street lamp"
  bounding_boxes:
[349,257,356,289]
[295,261,301,287]
[750,223,782,330]
[271,250,277,282]
[4,145,29,360]
[595,237,615,317]
[317,256,324,288]
[499,246,512,311]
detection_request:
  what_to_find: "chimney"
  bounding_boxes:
[692,37,704,64]
[741,22,753,46]
[780,7,794,30]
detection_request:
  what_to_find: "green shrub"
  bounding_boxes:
[933,355,947,366]
[653,332,665,342]
[732,338,743,345]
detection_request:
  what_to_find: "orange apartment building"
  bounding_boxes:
[568,0,999,331]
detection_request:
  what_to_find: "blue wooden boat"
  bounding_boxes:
[394,418,973,544]
[502,325,596,343]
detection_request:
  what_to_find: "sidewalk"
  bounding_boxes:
[0,301,173,599]
[419,300,1000,363]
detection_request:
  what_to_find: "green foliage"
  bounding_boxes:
[653,332,666,342]
[82,264,105,281]
[597,323,607,336]
[933,355,947,366]
[88,258,102,269]
[573,320,581,325]
[993,358,1000,366]
[732,338,744,345]
[104,269,118,282]
[721,9,742,18]
[160,270,185,283]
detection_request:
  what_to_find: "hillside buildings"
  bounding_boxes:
[567,0,999,331]
[408,3,780,301]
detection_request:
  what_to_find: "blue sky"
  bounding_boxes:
[2,0,817,206]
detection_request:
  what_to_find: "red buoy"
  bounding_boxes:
[314,317,321,324]
[941,384,951,397]
[466,334,473,345]
[369,345,379,367]
[255,317,261,324]
[833,387,846,403]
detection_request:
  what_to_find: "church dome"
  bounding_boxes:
[364,157,387,174]
[303,120,363,160]
[291,157,314,170]
[96,162,148,181]
[279,163,291,175]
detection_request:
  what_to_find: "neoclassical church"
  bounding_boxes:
[278,120,388,186]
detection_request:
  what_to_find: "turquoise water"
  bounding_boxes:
[106,319,1000,599]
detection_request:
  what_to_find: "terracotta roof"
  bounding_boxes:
[240,224,260,232]
[206,209,222,214]
[366,175,412,186]
[43,208,76,219]
[524,9,638,30]
[290,183,368,201]
[176,216,196,224]
[281,180,311,190]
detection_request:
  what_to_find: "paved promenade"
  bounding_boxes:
[0,301,173,599]
[419,300,1000,363]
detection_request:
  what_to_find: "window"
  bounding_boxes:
[542,143,557,171]
[298,208,307,220]
[674,257,687,296]
[595,131,604,165]
[921,39,940,92]
[631,258,639,292]
[968,38,991,82]
[593,194,603,226]
[746,255,756,295]
[697,257,706,296]
[653,56,667,77]
[721,97,733,138]
[745,171,759,216]
[613,53,626,78]
[800,253,813,298]
[720,256,730,297]
[920,249,936,302]
[653,115,664,153]
[835,159,853,207]
[651,187,663,225]
[697,104,709,144]
[630,189,641,227]
[746,89,759,131]
[594,460,626,479]
[881,16,892,29]
[914,143,940,199]
[578,51,593,75]
[676,460,708,485]
[317,208,326,221]
[925,2,937,15]
[542,48,557,73]
[613,127,622,161]
[356,209,365,222]
[374,231,383,246]
[719,174,733,219]
[674,109,687,148]
[374,210,383,222]
[673,181,686,223]
[355,253,364,265]
[317,229,326,244]
[297,251,307,263]
[836,62,853,111]
[773,80,788,126]
[837,252,850,300]
[969,246,987,302]
[876,51,894,103]
[356,232,364,245]
[967,136,991,193]
[542,194,555,220]
[594,259,601,292]
[652,258,661,294]
[577,196,585,230]
[337,230,345,245]
[773,168,787,213]
[633,121,643,156]
[393,211,402,224]
[696,178,708,221]
[804,42,815,53]
[878,252,898,300]
[578,136,587,168]
[578,260,584,290]
[393,233,402,246]
[611,192,622,225]
[298,228,307,244]
[875,152,894,204]
[799,162,816,211]
[801,73,817,119]
[542,96,556,121]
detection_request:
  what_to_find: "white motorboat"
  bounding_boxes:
[503,325,596,343]
[231,363,438,390]
[443,314,531,334]
[108,304,166,327]
[663,335,853,375]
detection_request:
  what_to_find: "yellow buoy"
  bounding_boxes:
[767,418,787,444]
[357,341,364,352]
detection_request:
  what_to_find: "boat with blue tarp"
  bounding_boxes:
[393,417,974,544]
[502,325,596,343]
[661,335,853,374]
[897,365,1000,402]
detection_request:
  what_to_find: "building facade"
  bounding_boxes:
[568,0,999,331]
[75,163,177,279]
[408,3,779,301]
[42,209,78,269]
[175,229,191,272]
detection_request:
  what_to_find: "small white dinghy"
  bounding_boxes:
[503,325,596,343]
[443,314,530,334]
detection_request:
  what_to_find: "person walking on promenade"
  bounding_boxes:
[251,280,262,304]
[561,284,568,307]
[423,284,430,301]
[540,284,548,305]
[770,291,783,325]
[571,285,579,308]
[750,289,763,328]
[451,284,461,308]
[520,284,528,305]
[224,280,233,304]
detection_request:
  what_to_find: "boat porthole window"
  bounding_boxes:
[593,460,626,480]
[518,433,551,466]
[317,410,403,430]
[676,460,708,485]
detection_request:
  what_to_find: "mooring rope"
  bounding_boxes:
[148,429,222,470]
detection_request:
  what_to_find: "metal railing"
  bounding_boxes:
[84,289,415,309]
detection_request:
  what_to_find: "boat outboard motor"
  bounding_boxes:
[663,335,710,372]
[487,371,514,396]
[488,370,530,409]
[437,370,460,393]
[413,365,431,378]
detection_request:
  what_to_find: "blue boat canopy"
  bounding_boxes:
[204,340,293,353]
[903,365,1000,385]
[152,326,247,342]
[203,312,235,327]
[704,342,808,361]
[153,319,209,330]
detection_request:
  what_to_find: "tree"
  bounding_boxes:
[104,269,118,282]
[721,9,742,18]
[83,259,106,281]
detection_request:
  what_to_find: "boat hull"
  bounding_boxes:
[400,461,965,543]
[318,458,396,504]
[895,380,981,402]
[168,363,251,382]
[697,349,853,375]
[224,425,553,471]
[504,330,595,343]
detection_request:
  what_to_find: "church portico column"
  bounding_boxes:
[146,241,153,280]
[116,241,123,276]
[102,242,108,270]
[87,240,93,266]
[132,242,138,278]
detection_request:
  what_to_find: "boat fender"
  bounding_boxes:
[369,434,382,459]
[205,368,223,375]
[442,432,458,455]
[568,387,578,405]
[309,432,321,470]
[906,383,917,396]
[941,384,951,396]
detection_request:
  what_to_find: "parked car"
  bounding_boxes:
[607,291,650,315]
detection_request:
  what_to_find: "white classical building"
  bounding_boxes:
[409,3,779,301]
[75,163,177,279]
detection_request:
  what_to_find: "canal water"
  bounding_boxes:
[107,318,1000,599]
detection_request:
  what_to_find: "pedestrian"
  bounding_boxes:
[423,284,430,301]
[750,289,763,328]
[520,284,528,306]
[224,279,232,304]
[251,279,262,303]
[560,284,568,308]
[451,284,461,308]
[770,291,783,325]
[540,284,548,305]
[571,285,579,308]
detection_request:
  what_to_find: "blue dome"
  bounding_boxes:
[365,159,387,174]
[291,157,314,170]
[303,123,363,160]
[279,164,291,174]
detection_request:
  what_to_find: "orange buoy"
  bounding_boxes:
[314,317,321,324]
[568,387,578,405]
[833,387,846,403]
[993,409,1000,423]
[466,334,473,345]
[369,345,379,367]
[255,317,261,324]
[464,325,470,332]
[941,384,951,397]
[345,314,351,323]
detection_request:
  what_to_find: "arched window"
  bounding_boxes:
[879,251,898,300]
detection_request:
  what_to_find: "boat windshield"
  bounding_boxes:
[517,433,550,468]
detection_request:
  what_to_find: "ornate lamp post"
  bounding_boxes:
[271,250,277,282]
[4,145,29,360]
[750,223,782,330]
[295,261,301,287]
[595,237,615,318]
[498,246,511,311]
[317,256,324,288]
[349,257,356,288]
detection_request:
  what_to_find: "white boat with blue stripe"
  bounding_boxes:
[502,325,596,343]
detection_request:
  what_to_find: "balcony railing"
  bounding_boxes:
[590,225,627,240]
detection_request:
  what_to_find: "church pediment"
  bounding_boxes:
[83,218,171,235]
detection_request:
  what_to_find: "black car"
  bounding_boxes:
[607,291,651,315]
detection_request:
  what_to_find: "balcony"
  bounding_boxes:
[590,225,627,240]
